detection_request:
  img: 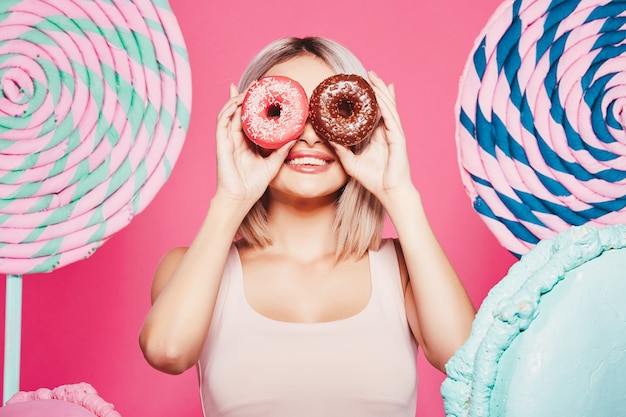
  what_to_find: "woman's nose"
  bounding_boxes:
[297,122,323,146]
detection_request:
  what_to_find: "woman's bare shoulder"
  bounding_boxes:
[150,246,189,303]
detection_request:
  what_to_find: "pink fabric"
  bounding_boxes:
[198,239,418,417]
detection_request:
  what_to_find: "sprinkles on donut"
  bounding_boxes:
[241,75,309,149]
[309,73,378,146]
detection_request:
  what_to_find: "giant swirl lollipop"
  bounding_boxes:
[0,0,191,405]
[456,0,626,257]
[0,0,191,274]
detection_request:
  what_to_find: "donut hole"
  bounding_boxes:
[266,103,282,118]
[336,99,355,118]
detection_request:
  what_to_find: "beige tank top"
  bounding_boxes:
[198,238,418,417]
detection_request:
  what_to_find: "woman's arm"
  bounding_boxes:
[331,71,475,373]
[139,195,249,375]
[388,189,475,373]
[139,84,293,374]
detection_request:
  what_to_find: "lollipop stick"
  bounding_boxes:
[3,274,22,405]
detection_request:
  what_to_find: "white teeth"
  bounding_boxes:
[287,157,329,166]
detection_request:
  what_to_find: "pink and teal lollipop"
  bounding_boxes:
[0,0,191,274]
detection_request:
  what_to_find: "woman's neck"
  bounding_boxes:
[264,195,338,261]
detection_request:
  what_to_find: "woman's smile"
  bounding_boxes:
[285,150,334,173]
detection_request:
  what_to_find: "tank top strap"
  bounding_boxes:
[369,238,408,323]
[208,244,244,334]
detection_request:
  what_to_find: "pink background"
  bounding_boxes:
[0,0,518,416]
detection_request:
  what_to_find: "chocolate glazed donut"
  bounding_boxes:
[309,74,379,146]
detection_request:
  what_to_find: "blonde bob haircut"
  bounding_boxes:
[236,37,384,259]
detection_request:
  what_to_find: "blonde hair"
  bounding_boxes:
[236,37,384,259]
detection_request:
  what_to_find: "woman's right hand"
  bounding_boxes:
[215,84,294,207]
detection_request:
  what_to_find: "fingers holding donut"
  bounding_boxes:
[217,84,246,131]
[228,83,245,134]
[367,71,406,147]
[215,82,298,203]
[330,71,414,199]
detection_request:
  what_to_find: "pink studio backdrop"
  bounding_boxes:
[0,1,517,416]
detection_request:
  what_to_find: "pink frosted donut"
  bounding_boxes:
[241,76,309,149]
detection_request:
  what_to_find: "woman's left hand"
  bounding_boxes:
[330,71,415,206]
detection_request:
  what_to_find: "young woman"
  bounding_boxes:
[139,37,475,417]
